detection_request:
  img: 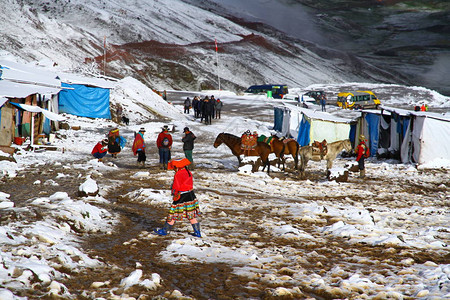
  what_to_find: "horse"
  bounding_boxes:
[298,139,352,177]
[270,136,299,171]
[213,132,271,174]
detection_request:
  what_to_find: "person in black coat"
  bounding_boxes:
[184,97,191,114]
[182,127,196,164]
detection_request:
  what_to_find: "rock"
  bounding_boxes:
[327,168,348,182]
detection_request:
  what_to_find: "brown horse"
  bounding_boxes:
[299,139,352,177]
[270,136,299,171]
[213,133,271,174]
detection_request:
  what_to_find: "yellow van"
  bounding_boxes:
[337,91,381,109]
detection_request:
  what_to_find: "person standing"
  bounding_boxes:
[91,139,108,162]
[192,96,199,118]
[184,97,191,114]
[215,98,223,119]
[157,125,173,170]
[356,135,370,178]
[200,96,208,123]
[108,128,126,158]
[182,127,196,164]
[154,158,201,237]
[204,97,214,125]
[320,94,327,112]
[132,127,146,167]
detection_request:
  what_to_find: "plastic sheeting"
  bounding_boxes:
[10,103,65,121]
[364,113,380,157]
[297,117,311,146]
[273,107,283,132]
[58,83,111,119]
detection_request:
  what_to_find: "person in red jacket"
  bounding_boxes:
[356,135,370,178]
[156,125,173,170]
[132,128,146,167]
[154,158,201,237]
[91,139,108,162]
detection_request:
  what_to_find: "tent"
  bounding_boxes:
[57,73,115,119]
[58,83,111,119]
[380,107,450,166]
[273,104,354,146]
[0,61,63,147]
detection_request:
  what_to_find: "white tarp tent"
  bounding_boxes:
[379,106,450,167]
[280,104,354,146]
[401,111,450,166]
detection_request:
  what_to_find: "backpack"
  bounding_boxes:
[162,137,170,147]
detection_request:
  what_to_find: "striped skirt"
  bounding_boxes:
[166,191,200,222]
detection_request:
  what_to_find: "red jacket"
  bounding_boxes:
[356,142,369,161]
[132,132,145,155]
[156,131,173,148]
[171,167,193,195]
[91,142,107,155]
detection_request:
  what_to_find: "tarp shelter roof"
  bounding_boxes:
[0,59,115,91]
[56,72,115,89]
[0,80,62,99]
[284,103,355,123]
[0,60,61,88]
[380,105,450,122]
[10,102,66,121]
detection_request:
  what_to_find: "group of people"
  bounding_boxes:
[91,128,127,161]
[91,125,201,237]
[185,96,223,125]
[91,125,197,170]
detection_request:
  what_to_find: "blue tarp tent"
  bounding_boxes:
[58,83,111,119]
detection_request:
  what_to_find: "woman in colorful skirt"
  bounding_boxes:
[154,158,201,237]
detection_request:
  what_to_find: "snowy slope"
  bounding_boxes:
[0,0,410,92]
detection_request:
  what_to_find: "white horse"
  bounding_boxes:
[299,139,352,177]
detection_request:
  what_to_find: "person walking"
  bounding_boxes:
[184,97,191,114]
[91,139,108,162]
[132,127,146,167]
[356,135,370,178]
[156,125,173,170]
[182,127,196,164]
[215,98,223,119]
[154,158,201,237]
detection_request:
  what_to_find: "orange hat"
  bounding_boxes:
[167,158,191,170]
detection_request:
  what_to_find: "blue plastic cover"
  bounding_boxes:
[349,123,357,146]
[273,107,283,132]
[58,83,111,119]
[297,116,311,146]
[365,113,380,157]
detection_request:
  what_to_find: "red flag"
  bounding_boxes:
[215,39,218,52]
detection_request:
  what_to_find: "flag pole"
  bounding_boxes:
[215,39,221,90]
[103,36,106,75]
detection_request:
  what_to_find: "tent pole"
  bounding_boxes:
[31,113,34,147]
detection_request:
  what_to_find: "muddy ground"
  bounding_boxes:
[2,143,448,299]
[1,92,448,299]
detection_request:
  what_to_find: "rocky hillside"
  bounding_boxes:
[1,0,448,95]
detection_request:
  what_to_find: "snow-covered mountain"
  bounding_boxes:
[1,0,449,95]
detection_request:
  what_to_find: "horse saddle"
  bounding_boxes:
[312,139,328,157]
[241,134,258,150]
